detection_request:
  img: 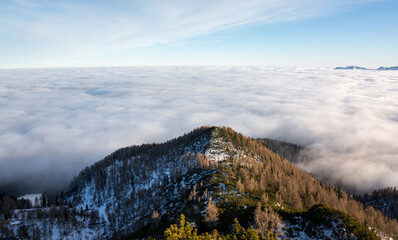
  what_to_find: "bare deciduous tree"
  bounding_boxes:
[204,198,219,228]
[254,203,284,236]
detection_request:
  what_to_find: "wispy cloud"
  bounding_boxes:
[0,0,379,67]
[0,66,397,194]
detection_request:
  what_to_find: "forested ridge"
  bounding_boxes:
[357,187,398,221]
[135,127,396,239]
[0,126,397,239]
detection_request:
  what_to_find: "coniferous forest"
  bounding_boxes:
[1,126,397,239]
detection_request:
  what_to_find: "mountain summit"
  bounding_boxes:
[1,126,397,239]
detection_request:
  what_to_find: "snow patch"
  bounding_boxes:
[17,193,42,207]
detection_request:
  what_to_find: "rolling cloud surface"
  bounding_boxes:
[0,66,397,194]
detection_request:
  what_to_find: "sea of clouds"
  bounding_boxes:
[0,66,397,194]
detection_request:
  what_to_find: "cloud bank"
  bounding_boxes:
[0,0,377,67]
[0,67,397,194]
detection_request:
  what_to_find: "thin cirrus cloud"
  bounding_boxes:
[0,66,397,194]
[0,0,380,67]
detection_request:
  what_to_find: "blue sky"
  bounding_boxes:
[0,0,397,68]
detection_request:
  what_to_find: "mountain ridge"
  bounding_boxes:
[1,126,397,239]
[334,65,398,70]
[64,126,398,239]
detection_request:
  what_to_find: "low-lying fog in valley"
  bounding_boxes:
[1,66,397,194]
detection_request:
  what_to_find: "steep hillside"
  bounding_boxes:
[1,126,397,239]
[256,138,303,163]
[258,138,398,224]
[358,187,398,221]
[65,126,219,238]
[133,127,397,239]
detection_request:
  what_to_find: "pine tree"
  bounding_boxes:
[164,214,198,239]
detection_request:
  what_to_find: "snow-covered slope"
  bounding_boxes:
[49,127,206,237]
[64,126,256,238]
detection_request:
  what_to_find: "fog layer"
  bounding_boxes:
[0,67,397,194]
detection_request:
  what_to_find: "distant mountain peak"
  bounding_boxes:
[335,65,398,70]
[377,66,398,70]
[334,66,368,70]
